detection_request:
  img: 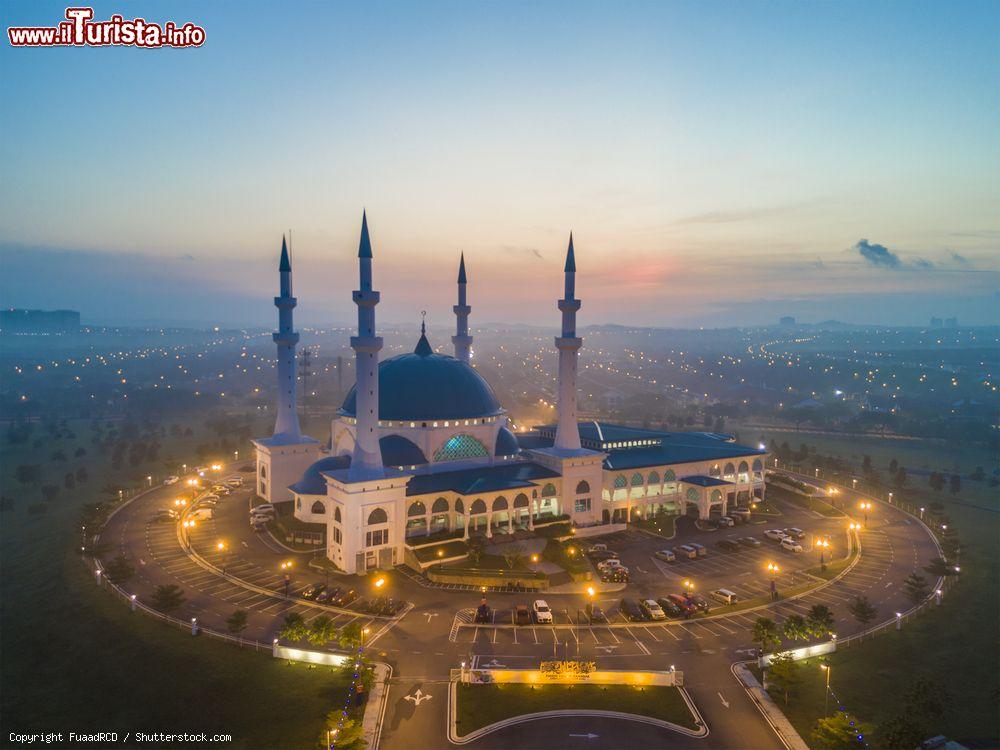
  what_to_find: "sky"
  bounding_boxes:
[1,0,998,328]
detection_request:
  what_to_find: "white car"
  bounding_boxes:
[251,503,275,514]
[764,529,787,542]
[654,549,676,563]
[226,477,244,487]
[780,537,804,553]
[532,600,553,623]
[163,476,179,485]
[597,558,624,572]
[641,599,666,620]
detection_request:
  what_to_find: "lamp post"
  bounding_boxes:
[895,611,902,631]
[460,661,466,684]
[820,663,831,715]
[815,537,830,572]
[767,562,779,600]
[217,541,227,575]
[361,626,371,650]
[281,560,294,597]
[858,501,872,528]
[586,585,595,625]
[852,478,857,489]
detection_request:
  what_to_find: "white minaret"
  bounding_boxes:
[272,236,302,440]
[452,252,472,363]
[348,212,385,481]
[554,233,582,451]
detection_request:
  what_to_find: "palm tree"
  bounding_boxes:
[848,595,877,625]
[307,615,339,646]
[806,604,836,639]
[279,612,307,642]
[226,609,248,646]
[752,617,782,652]
[782,614,809,642]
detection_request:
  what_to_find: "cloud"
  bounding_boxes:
[180,253,195,261]
[912,258,935,269]
[854,239,900,267]
[949,250,970,266]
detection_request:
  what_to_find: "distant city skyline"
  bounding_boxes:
[2,0,998,327]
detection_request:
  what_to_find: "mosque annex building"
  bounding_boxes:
[253,215,768,575]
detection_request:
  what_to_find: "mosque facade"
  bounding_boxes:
[254,215,767,574]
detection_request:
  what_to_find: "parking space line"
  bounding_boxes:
[642,626,661,642]
[677,623,702,639]
[659,626,681,640]
[532,628,539,644]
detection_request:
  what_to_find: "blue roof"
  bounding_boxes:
[380,434,427,467]
[405,461,558,497]
[494,427,520,456]
[290,455,351,494]
[341,336,502,421]
[681,475,732,487]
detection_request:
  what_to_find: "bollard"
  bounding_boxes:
[130,594,136,612]
[895,613,902,631]
[935,589,942,606]
[191,617,198,636]
[95,569,102,586]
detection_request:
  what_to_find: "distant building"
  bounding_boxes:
[930,317,943,328]
[0,308,80,334]
[944,317,958,328]
[779,316,796,326]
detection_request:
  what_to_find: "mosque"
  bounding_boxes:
[253,214,767,575]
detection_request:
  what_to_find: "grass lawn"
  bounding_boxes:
[455,683,698,735]
[751,436,999,748]
[1,416,352,749]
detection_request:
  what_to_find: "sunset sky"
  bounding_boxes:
[2,0,998,327]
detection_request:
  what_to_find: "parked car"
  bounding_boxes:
[250,520,266,532]
[780,537,804,553]
[689,542,707,557]
[784,527,806,540]
[251,503,275,514]
[687,593,710,612]
[716,539,741,553]
[676,544,698,559]
[717,516,735,527]
[514,605,532,625]
[600,567,629,583]
[154,510,178,522]
[656,597,684,617]
[667,594,697,616]
[654,549,676,563]
[620,598,646,622]
[588,550,619,562]
[315,587,338,604]
[301,583,325,599]
[225,477,243,487]
[710,588,740,605]
[331,589,357,607]
[587,543,609,553]
[764,529,787,541]
[640,599,666,620]
[597,559,624,572]
[533,599,553,624]
[163,476,179,485]
[475,604,493,623]
[739,536,762,548]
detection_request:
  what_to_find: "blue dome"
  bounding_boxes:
[380,434,427,466]
[341,335,502,421]
[290,455,351,495]
[495,427,520,457]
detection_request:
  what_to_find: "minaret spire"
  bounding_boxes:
[348,211,385,480]
[272,235,302,439]
[452,252,473,363]
[554,233,582,451]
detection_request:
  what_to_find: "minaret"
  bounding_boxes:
[554,233,582,451]
[348,212,385,480]
[272,236,302,440]
[452,252,473,363]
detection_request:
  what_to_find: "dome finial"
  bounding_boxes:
[415,311,432,356]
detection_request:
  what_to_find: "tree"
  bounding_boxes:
[752,617,782,652]
[502,543,526,570]
[279,612,307,642]
[323,712,365,750]
[877,677,952,750]
[226,609,248,645]
[812,711,872,750]
[766,651,800,706]
[876,714,924,750]
[340,621,365,650]
[15,464,42,487]
[848,595,877,625]
[308,615,339,646]
[782,614,809,642]
[928,472,945,491]
[894,467,907,487]
[888,458,898,475]
[949,474,961,495]
[924,557,957,577]
[806,604,836,639]
[151,584,185,613]
[40,484,60,503]
[467,535,486,566]
[903,573,929,604]
[861,455,872,474]
[104,554,135,584]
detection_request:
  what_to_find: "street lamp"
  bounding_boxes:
[361,626,371,650]
[585,585,595,625]
[820,664,831,715]
[815,538,830,572]
[280,560,294,597]
[858,501,872,528]
[217,541,227,575]
[852,478,857,489]
[767,562,779,600]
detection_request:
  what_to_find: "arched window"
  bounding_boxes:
[631,472,644,486]
[686,487,700,502]
[296,497,301,510]
[334,507,342,523]
[259,465,267,479]
[367,508,388,525]
[752,459,763,472]
[541,483,557,497]
[647,471,660,486]
[738,461,749,474]
[455,499,465,515]
[513,493,529,508]
[432,497,449,514]
[311,500,326,515]
[575,480,590,494]
[433,434,489,462]
[492,496,508,511]
[407,501,426,517]
[710,489,723,503]
[613,475,628,489]
[723,462,736,479]
[470,499,487,514]
[709,464,721,478]
[663,469,676,482]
